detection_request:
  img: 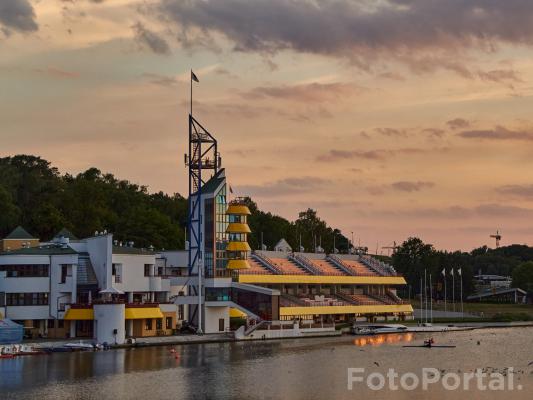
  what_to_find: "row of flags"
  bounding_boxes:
[441,267,462,276]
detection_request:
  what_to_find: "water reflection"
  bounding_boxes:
[353,333,414,347]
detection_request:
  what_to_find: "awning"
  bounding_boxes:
[64,308,94,320]
[125,307,164,319]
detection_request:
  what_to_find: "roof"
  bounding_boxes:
[53,228,79,241]
[112,246,155,255]
[467,287,527,300]
[4,226,36,240]
[0,244,78,256]
[195,168,226,195]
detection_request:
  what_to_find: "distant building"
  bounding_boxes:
[0,229,187,342]
[0,226,40,252]
[274,238,292,253]
[467,287,527,304]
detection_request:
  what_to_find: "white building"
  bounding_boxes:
[0,228,187,342]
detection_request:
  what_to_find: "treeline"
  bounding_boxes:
[0,155,349,251]
[392,237,533,297]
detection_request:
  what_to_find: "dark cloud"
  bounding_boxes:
[237,176,330,197]
[0,0,38,34]
[422,128,445,138]
[242,82,362,103]
[458,125,533,141]
[142,72,177,86]
[447,118,470,130]
[496,184,533,199]
[155,0,533,75]
[391,181,434,192]
[33,67,80,79]
[477,69,521,85]
[375,127,408,138]
[132,22,170,55]
[316,147,425,162]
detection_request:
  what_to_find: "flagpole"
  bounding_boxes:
[460,269,464,319]
[190,70,193,116]
[424,269,428,324]
[452,268,455,313]
[419,276,423,325]
[429,273,433,323]
[444,268,447,315]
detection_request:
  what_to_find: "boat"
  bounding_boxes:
[351,324,409,335]
[63,341,96,351]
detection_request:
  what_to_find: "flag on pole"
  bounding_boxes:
[450,268,454,276]
[191,70,199,82]
[441,268,445,276]
[458,267,462,276]
[229,185,234,194]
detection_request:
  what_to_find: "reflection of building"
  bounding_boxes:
[0,228,185,342]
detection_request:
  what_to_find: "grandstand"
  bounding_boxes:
[235,247,413,322]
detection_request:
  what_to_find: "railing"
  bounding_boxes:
[289,254,321,275]
[252,252,282,274]
[327,254,356,276]
[360,255,397,276]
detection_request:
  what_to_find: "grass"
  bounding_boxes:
[410,300,533,318]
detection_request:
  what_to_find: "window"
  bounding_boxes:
[144,318,152,330]
[178,305,184,320]
[144,264,151,277]
[156,319,162,330]
[6,292,48,306]
[0,264,49,277]
[165,317,172,330]
[61,265,68,284]
[58,320,64,328]
[47,319,55,329]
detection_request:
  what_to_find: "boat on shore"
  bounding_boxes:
[1,344,49,357]
[351,323,472,335]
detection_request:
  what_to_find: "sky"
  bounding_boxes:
[2,0,533,252]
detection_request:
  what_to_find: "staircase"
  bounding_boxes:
[252,252,282,274]
[327,254,357,276]
[77,255,98,285]
[289,254,321,275]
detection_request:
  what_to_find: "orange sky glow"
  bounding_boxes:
[2,0,533,251]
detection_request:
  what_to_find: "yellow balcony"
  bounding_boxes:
[227,259,251,270]
[226,223,251,234]
[226,241,251,251]
[226,204,251,215]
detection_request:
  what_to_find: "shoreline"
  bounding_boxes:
[15,321,533,351]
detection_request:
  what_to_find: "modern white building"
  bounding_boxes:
[0,228,187,342]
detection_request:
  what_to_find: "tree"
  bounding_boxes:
[512,261,533,294]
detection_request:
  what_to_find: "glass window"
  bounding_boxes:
[145,318,152,330]
[166,317,173,329]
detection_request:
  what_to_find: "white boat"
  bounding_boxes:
[352,324,408,335]
[63,341,95,350]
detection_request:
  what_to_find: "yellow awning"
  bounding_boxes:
[226,204,251,215]
[280,304,414,316]
[237,274,408,285]
[230,308,247,318]
[64,308,94,320]
[227,259,251,270]
[226,241,251,251]
[226,223,251,234]
[125,307,164,319]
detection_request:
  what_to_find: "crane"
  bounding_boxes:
[490,230,502,248]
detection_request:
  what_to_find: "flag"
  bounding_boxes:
[458,268,462,276]
[191,70,199,82]
[450,268,454,276]
[229,185,234,194]
[441,268,445,276]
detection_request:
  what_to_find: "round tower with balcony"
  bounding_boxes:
[225,199,251,270]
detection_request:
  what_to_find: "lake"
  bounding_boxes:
[1,327,532,399]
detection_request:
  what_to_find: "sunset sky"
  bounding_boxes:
[2,1,533,251]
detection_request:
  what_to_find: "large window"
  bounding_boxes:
[0,264,49,277]
[166,316,173,329]
[144,318,152,330]
[6,292,49,306]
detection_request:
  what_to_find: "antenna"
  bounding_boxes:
[490,230,502,248]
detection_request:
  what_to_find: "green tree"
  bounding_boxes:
[512,261,533,294]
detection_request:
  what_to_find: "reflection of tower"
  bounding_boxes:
[490,230,502,248]
[186,115,220,333]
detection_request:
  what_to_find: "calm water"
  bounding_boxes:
[1,327,532,399]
